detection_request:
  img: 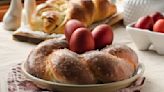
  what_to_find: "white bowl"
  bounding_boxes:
[126,23,164,55]
[123,0,164,25]
[21,61,144,92]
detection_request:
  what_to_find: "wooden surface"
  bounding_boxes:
[1,23,164,92]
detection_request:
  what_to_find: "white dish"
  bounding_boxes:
[21,61,144,92]
[126,23,164,55]
[123,0,164,25]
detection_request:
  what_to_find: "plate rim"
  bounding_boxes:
[21,61,145,87]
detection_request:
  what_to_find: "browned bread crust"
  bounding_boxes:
[12,0,121,44]
[26,38,138,84]
[13,12,123,44]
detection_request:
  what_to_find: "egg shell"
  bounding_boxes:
[69,28,95,53]
[92,24,113,49]
[64,19,85,42]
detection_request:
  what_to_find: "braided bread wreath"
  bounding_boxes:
[26,38,139,84]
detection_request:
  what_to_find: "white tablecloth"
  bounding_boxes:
[0,23,164,92]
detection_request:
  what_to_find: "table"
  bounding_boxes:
[0,23,164,92]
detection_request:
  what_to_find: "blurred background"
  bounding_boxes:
[0,0,46,21]
[0,0,124,21]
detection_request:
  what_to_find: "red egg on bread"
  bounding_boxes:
[69,28,95,54]
[92,24,113,49]
[64,19,85,41]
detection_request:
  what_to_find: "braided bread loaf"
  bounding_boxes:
[30,0,116,34]
[26,38,139,84]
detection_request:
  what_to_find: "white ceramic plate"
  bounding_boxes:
[21,61,144,92]
[126,23,164,55]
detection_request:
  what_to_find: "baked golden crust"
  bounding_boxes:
[13,12,123,44]
[82,51,134,83]
[47,49,96,84]
[13,0,118,43]
[67,0,95,26]
[26,38,138,84]
[30,0,117,34]
[102,45,139,70]
[92,0,117,22]
[42,11,64,34]
[26,39,68,78]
